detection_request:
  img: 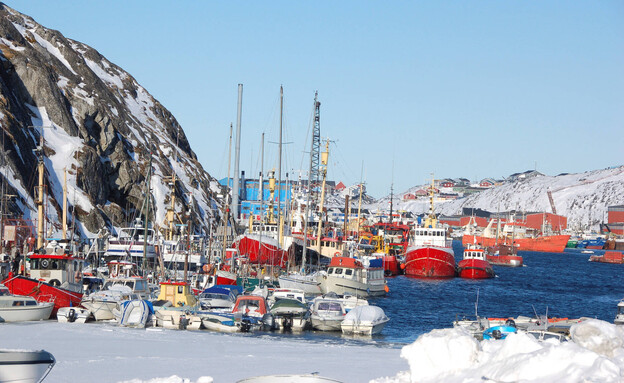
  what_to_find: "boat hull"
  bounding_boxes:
[233,235,287,267]
[382,255,400,276]
[1,275,82,316]
[318,275,386,298]
[403,246,456,278]
[0,302,54,322]
[589,251,624,264]
[278,274,322,295]
[457,259,495,279]
[310,315,343,331]
[80,300,118,321]
[486,254,523,267]
[0,350,55,383]
[462,234,570,253]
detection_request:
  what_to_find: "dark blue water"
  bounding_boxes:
[246,241,621,348]
[255,241,624,347]
[370,241,621,345]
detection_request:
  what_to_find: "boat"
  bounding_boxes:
[2,240,85,316]
[103,218,159,267]
[155,307,202,330]
[0,284,54,322]
[81,262,151,321]
[317,257,387,298]
[56,306,91,323]
[269,298,310,331]
[457,244,495,279]
[0,349,55,383]
[340,305,389,335]
[589,251,624,264]
[201,312,240,333]
[577,236,607,250]
[277,273,322,296]
[310,296,346,331]
[485,243,523,267]
[462,233,570,253]
[237,374,343,383]
[403,226,456,278]
[231,294,275,332]
[402,177,456,278]
[483,322,518,340]
[615,300,624,325]
[118,299,151,328]
[197,286,238,311]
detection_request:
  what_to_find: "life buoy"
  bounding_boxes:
[41,259,49,268]
[335,252,341,257]
[49,279,61,287]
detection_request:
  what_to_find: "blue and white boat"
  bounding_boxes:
[483,325,517,340]
[118,300,152,328]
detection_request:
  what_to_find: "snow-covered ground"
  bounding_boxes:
[3,319,624,382]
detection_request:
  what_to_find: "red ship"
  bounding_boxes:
[457,244,495,279]
[232,233,287,268]
[2,241,84,316]
[589,251,624,264]
[462,234,570,253]
[486,243,523,267]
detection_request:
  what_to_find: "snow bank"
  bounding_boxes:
[374,319,624,383]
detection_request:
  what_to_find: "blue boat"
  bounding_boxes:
[483,325,517,340]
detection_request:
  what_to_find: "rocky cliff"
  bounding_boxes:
[0,3,222,240]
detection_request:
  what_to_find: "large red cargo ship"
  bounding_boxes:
[462,234,570,253]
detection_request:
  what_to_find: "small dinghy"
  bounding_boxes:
[57,307,92,323]
[0,349,55,383]
[119,300,151,328]
[341,305,389,335]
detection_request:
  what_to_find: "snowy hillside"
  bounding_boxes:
[0,4,223,239]
[364,166,624,230]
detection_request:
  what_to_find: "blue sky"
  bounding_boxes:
[7,1,624,198]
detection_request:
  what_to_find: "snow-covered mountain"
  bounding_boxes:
[0,4,222,239]
[365,166,624,231]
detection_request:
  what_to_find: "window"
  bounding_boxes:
[335,268,343,275]
[328,268,334,274]
[345,269,353,276]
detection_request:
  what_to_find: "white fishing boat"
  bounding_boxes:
[56,306,91,323]
[103,219,158,266]
[197,286,238,311]
[201,312,240,333]
[0,349,55,383]
[154,308,202,330]
[317,257,387,298]
[340,305,389,335]
[0,285,53,322]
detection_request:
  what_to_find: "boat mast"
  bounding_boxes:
[277,85,283,249]
[142,152,152,275]
[232,84,243,223]
[35,133,44,250]
[356,162,363,243]
[223,124,233,265]
[62,168,67,240]
[316,140,329,254]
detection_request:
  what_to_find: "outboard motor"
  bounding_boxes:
[492,329,503,340]
[179,315,189,330]
[281,315,293,332]
[262,313,276,331]
[240,317,253,333]
[505,319,516,328]
[67,308,77,323]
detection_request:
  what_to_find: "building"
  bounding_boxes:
[508,170,544,182]
[604,205,624,235]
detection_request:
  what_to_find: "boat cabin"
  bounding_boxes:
[463,248,487,261]
[411,227,450,248]
[232,295,269,317]
[157,281,197,307]
[326,257,385,285]
[28,241,84,289]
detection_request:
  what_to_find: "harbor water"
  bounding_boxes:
[255,241,622,348]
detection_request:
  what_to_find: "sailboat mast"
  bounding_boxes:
[223,124,233,263]
[142,152,152,274]
[277,85,283,248]
[316,140,329,253]
[356,162,363,242]
[36,134,44,250]
[232,84,243,222]
[62,169,67,240]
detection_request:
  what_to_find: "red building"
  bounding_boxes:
[606,205,624,235]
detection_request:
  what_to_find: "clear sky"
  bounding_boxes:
[6,1,624,198]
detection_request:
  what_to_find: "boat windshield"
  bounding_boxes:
[199,293,230,300]
[618,305,624,315]
[0,286,10,296]
[317,301,342,312]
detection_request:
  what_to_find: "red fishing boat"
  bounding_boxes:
[232,234,287,268]
[2,241,84,316]
[589,251,624,264]
[457,244,495,279]
[462,233,569,253]
[486,243,523,267]
[402,179,456,278]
